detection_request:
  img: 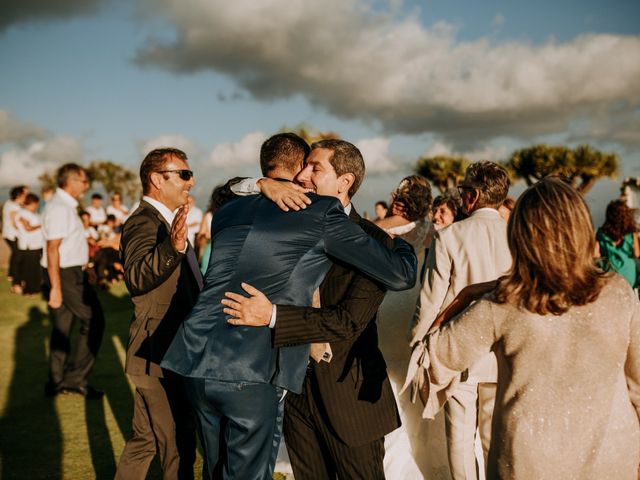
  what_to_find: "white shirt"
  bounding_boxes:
[187,205,203,246]
[106,204,129,224]
[86,205,107,225]
[41,188,89,268]
[16,209,43,250]
[142,195,176,225]
[2,200,20,240]
[85,226,99,241]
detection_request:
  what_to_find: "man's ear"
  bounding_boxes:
[149,172,163,191]
[338,173,355,194]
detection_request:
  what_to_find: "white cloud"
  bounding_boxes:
[423,140,509,162]
[355,137,397,173]
[207,131,267,169]
[139,134,200,158]
[136,0,640,149]
[0,109,48,146]
[0,136,84,186]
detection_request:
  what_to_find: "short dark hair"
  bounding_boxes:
[9,185,27,200]
[57,163,86,188]
[207,177,244,214]
[140,148,188,195]
[464,161,510,209]
[91,193,103,200]
[375,201,388,209]
[310,139,365,198]
[260,133,310,176]
[23,193,39,206]
[432,195,458,218]
[106,214,117,223]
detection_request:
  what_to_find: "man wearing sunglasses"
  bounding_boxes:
[115,148,202,480]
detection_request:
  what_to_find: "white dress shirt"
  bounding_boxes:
[41,188,89,268]
[2,200,20,241]
[16,209,43,250]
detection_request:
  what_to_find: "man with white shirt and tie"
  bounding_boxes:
[411,161,512,480]
[115,148,202,480]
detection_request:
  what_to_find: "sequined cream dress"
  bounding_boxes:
[427,274,640,480]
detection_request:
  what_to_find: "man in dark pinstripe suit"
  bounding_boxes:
[224,139,402,479]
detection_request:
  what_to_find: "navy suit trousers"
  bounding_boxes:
[184,377,283,480]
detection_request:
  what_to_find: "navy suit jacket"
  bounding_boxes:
[161,193,417,393]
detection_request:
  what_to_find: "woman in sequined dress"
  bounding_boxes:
[424,177,640,479]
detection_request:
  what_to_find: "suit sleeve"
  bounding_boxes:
[322,201,417,291]
[410,230,452,344]
[274,268,387,347]
[120,213,184,296]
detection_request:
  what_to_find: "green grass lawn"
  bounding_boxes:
[0,271,201,479]
[0,270,291,479]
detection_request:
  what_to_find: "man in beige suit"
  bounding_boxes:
[411,161,511,480]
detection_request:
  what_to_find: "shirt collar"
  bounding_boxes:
[143,195,176,225]
[343,202,352,215]
[55,188,79,208]
[470,207,500,217]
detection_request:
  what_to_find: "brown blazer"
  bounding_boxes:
[120,200,201,378]
[274,209,400,447]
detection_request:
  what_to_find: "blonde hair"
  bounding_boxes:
[495,176,608,315]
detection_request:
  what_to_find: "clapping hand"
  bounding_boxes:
[258,178,312,212]
[223,283,273,326]
[171,204,189,253]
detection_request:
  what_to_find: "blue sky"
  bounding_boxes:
[1,0,639,222]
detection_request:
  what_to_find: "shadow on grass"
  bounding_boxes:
[88,284,163,479]
[0,306,63,479]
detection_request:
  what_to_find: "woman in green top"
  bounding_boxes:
[596,199,640,287]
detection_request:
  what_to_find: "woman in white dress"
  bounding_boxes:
[375,175,442,479]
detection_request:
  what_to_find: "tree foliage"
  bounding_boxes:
[37,171,58,191]
[507,144,619,194]
[38,160,140,201]
[281,123,340,144]
[414,155,471,193]
[86,160,140,201]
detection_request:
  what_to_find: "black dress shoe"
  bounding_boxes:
[59,385,105,399]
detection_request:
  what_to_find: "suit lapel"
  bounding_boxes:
[139,199,172,232]
[139,200,204,290]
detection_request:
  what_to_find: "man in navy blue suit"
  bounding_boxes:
[161,133,417,480]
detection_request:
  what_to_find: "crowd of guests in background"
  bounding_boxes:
[1,143,639,479]
[1,186,212,293]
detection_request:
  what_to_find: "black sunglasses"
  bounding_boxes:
[157,169,194,181]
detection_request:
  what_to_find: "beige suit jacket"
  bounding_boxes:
[411,208,511,383]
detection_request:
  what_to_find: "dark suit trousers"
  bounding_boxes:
[284,372,386,480]
[45,266,104,389]
[184,377,281,480]
[115,374,196,480]
[4,238,18,284]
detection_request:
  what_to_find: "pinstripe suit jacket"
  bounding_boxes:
[274,209,401,446]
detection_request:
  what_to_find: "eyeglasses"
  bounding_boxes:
[157,169,194,181]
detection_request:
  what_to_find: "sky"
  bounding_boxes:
[1,0,639,223]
